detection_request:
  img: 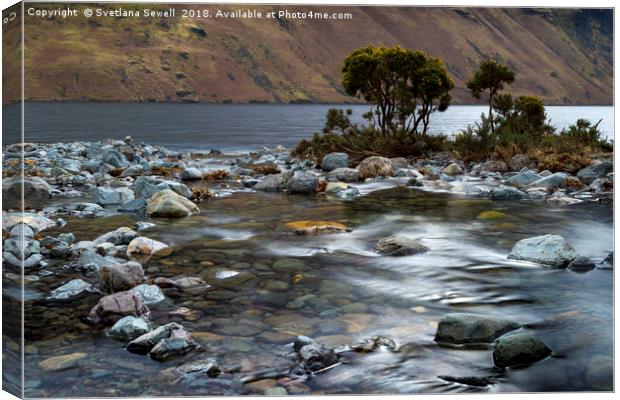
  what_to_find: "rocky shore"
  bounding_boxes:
[2,137,614,394]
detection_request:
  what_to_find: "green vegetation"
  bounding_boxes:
[466,60,515,134]
[294,48,612,171]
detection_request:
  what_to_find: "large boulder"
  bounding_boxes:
[508,234,578,267]
[126,237,169,257]
[3,212,56,234]
[2,177,51,210]
[287,171,318,194]
[505,170,542,188]
[577,161,613,185]
[442,163,464,176]
[321,153,349,172]
[493,332,552,368]
[528,172,568,189]
[146,189,199,218]
[357,156,394,179]
[481,160,509,173]
[133,176,192,199]
[327,168,360,183]
[99,262,145,293]
[3,237,40,259]
[375,235,429,256]
[101,149,129,168]
[434,313,520,344]
[94,187,135,205]
[88,291,149,325]
[254,172,291,192]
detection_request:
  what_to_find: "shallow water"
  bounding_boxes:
[21,184,613,396]
[3,103,614,151]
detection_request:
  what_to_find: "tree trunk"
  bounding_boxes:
[489,88,495,134]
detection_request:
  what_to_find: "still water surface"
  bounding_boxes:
[2,103,614,151]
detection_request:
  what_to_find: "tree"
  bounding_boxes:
[341,45,454,136]
[466,60,515,133]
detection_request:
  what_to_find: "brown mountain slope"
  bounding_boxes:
[3,5,613,105]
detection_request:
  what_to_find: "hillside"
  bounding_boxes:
[3,5,613,105]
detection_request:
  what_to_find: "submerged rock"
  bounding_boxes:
[39,353,86,372]
[375,235,429,256]
[88,291,149,325]
[293,336,339,374]
[489,185,524,200]
[508,234,578,267]
[493,332,551,368]
[108,316,152,341]
[567,256,596,272]
[284,220,349,235]
[357,156,394,179]
[434,313,520,344]
[146,189,199,218]
[47,279,100,301]
[321,152,349,172]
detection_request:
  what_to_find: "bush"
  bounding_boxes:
[291,109,447,165]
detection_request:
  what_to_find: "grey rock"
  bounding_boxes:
[508,234,578,267]
[567,256,596,272]
[133,176,192,199]
[296,340,338,372]
[149,336,198,361]
[77,251,120,271]
[357,156,394,179]
[95,187,135,205]
[101,149,129,168]
[3,212,56,234]
[287,171,318,194]
[181,168,203,181]
[321,152,349,172]
[577,161,613,185]
[327,168,360,183]
[130,284,166,305]
[434,313,520,344]
[9,224,34,238]
[481,160,509,173]
[493,332,551,368]
[505,170,542,188]
[376,235,429,256]
[120,165,144,178]
[529,172,568,189]
[254,172,292,192]
[99,261,145,292]
[47,279,100,301]
[510,154,534,171]
[2,177,52,211]
[94,227,138,246]
[146,189,199,218]
[88,291,149,326]
[3,238,40,259]
[118,198,147,213]
[108,316,151,341]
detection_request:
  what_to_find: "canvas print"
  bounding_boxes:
[1,2,614,397]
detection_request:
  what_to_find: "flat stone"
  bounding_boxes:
[508,234,578,267]
[434,313,520,344]
[493,332,552,368]
[39,353,86,372]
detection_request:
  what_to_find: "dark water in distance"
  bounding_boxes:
[3,102,614,151]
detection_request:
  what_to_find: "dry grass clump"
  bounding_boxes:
[191,187,213,203]
[202,169,229,181]
[250,163,280,175]
[149,165,183,177]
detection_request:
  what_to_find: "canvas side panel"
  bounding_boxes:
[2,2,25,399]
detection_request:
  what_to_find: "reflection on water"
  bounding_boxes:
[22,187,613,396]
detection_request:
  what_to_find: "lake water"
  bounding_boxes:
[2,103,614,151]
